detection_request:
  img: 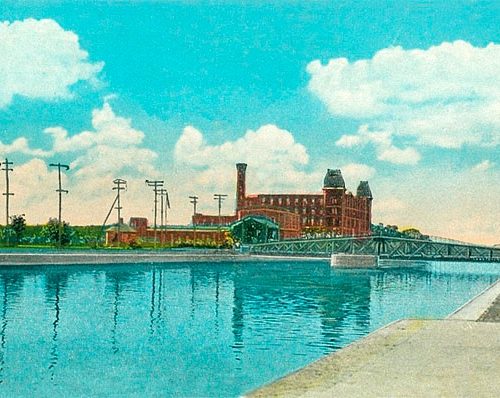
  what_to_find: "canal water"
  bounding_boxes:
[0,260,497,397]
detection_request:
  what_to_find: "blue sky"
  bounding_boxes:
[0,0,499,244]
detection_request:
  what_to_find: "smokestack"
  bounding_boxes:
[236,163,247,211]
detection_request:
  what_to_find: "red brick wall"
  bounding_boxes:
[141,228,227,245]
[192,214,238,226]
[105,231,138,246]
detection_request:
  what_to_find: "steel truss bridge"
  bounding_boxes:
[248,236,500,263]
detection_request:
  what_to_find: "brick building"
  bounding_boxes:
[105,217,228,246]
[194,163,373,238]
[235,163,372,236]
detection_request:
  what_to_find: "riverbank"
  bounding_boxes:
[246,278,500,397]
[0,250,244,265]
[0,250,333,265]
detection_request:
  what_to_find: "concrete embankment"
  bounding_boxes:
[0,251,332,266]
[0,251,253,265]
[247,278,500,398]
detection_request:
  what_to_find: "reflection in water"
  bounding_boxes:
[111,278,119,354]
[0,273,25,384]
[157,269,163,331]
[0,280,8,384]
[190,268,195,321]
[0,261,496,397]
[44,273,67,381]
[231,284,245,366]
[48,284,60,380]
[215,271,220,333]
[105,270,137,354]
[150,268,156,335]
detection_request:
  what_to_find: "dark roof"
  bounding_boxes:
[323,169,345,188]
[230,215,279,230]
[357,181,373,198]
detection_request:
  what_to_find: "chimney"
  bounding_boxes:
[236,163,247,211]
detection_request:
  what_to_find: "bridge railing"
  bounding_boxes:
[248,236,500,262]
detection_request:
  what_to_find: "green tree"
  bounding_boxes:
[9,214,26,245]
[42,218,73,246]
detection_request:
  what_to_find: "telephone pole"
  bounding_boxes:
[213,193,227,243]
[158,188,166,245]
[189,195,198,241]
[49,163,70,248]
[213,194,227,226]
[163,190,170,228]
[1,159,14,227]
[146,179,164,246]
[159,188,166,229]
[112,179,127,246]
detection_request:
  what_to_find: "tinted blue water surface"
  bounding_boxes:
[0,260,498,397]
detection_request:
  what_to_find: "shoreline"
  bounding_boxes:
[0,250,331,266]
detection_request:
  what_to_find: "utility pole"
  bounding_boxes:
[213,193,227,244]
[49,163,70,248]
[189,195,198,241]
[158,188,167,245]
[213,193,227,226]
[164,190,170,228]
[1,159,14,227]
[112,179,127,246]
[159,188,166,230]
[146,179,164,247]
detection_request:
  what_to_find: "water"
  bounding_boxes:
[0,260,497,397]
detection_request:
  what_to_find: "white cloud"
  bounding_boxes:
[3,102,160,225]
[174,124,316,194]
[175,124,309,168]
[308,40,500,150]
[377,146,421,165]
[471,160,495,172]
[336,125,421,165]
[0,137,51,157]
[340,163,376,184]
[44,102,157,179]
[0,18,103,107]
[170,124,331,218]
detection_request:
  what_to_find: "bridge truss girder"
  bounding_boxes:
[249,236,500,263]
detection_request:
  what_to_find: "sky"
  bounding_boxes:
[0,0,499,245]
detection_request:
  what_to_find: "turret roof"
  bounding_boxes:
[323,169,345,188]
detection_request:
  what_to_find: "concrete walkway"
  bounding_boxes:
[247,280,500,398]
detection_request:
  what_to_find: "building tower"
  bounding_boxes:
[322,169,346,232]
[236,163,247,211]
[356,181,373,235]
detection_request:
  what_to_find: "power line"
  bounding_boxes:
[1,159,14,227]
[49,163,70,248]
